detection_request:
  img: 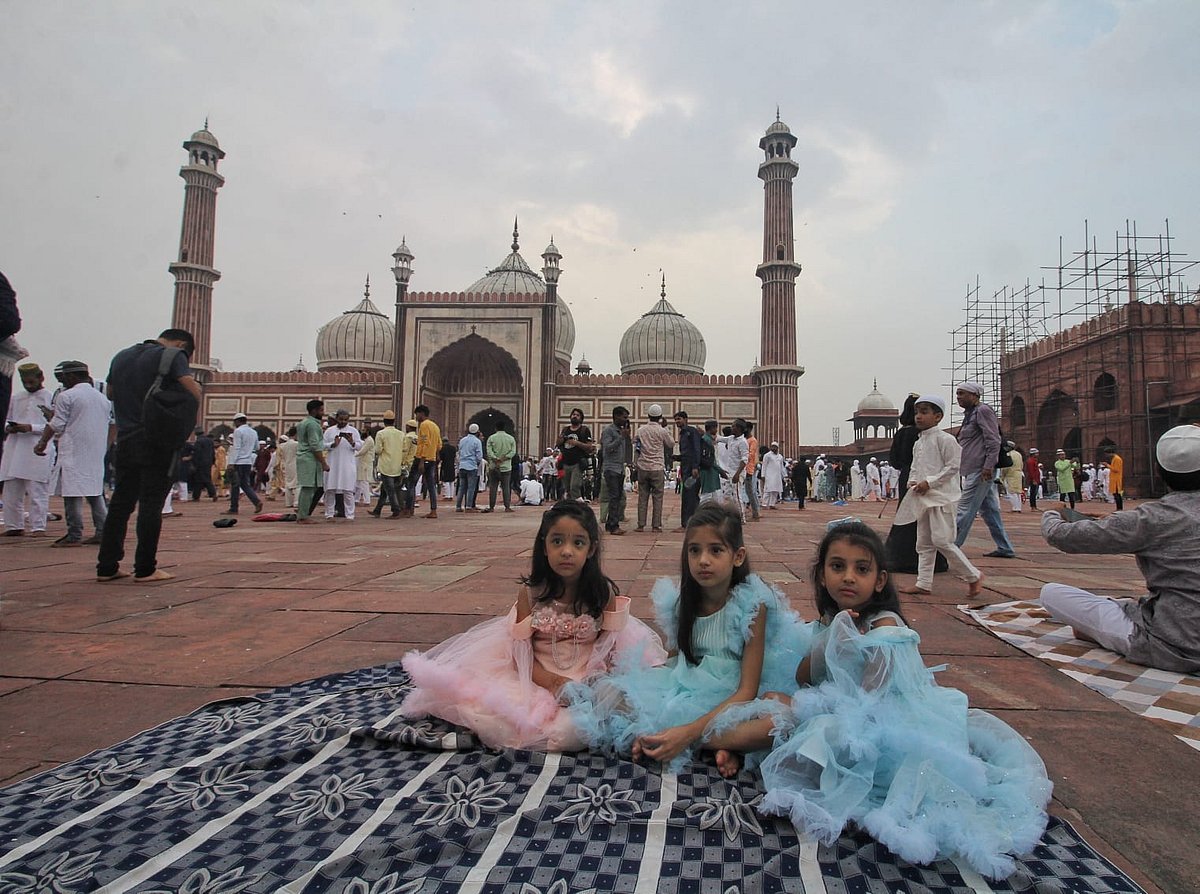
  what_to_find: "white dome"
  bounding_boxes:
[619,283,706,375]
[465,227,575,365]
[856,381,896,413]
[315,292,394,372]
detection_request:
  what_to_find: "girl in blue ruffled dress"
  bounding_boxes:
[722,520,1052,878]
[566,504,810,775]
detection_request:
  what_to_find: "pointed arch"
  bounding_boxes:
[420,334,524,442]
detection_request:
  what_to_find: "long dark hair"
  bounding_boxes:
[677,504,751,665]
[521,500,616,617]
[811,521,904,625]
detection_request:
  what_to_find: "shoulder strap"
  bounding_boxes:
[146,346,182,400]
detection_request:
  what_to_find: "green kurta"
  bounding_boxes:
[296,415,325,488]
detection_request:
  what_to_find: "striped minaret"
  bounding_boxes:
[755,112,805,453]
[168,122,225,383]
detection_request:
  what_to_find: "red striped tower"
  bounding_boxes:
[168,123,225,383]
[755,113,805,453]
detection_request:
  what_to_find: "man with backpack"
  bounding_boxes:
[953,381,1018,559]
[96,329,200,582]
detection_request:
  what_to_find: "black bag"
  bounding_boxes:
[141,347,198,451]
[995,432,1014,469]
[699,436,716,470]
[885,522,949,575]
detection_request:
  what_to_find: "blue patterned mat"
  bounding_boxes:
[0,663,1144,893]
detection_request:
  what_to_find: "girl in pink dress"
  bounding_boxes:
[400,500,666,751]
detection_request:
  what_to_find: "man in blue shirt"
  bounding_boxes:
[224,412,263,515]
[456,423,484,511]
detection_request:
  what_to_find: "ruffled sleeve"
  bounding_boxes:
[650,578,681,651]
[600,595,630,631]
[725,575,812,695]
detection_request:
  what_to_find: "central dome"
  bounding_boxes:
[856,380,896,413]
[465,223,575,366]
[315,280,394,372]
[619,278,706,375]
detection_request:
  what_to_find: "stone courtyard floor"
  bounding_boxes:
[1,491,1196,892]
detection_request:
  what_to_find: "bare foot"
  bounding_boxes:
[1071,626,1099,645]
[134,569,175,582]
[899,585,932,595]
[96,571,131,582]
[967,574,986,598]
[714,749,742,778]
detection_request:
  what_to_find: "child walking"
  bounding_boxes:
[750,521,1051,878]
[400,500,666,751]
[893,394,984,597]
[566,504,810,773]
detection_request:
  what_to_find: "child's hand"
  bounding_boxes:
[636,725,694,764]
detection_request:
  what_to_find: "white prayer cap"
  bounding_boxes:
[870,456,877,461]
[1029,448,1039,454]
[234,412,247,421]
[278,435,289,442]
[770,441,779,447]
[956,381,984,396]
[647,403,663,418]
[915,394,946,415]
[468,423,480,433]
[1156,424,1200,473]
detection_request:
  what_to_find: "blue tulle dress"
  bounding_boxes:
[758,610,1052,879]
[566,574,812,772]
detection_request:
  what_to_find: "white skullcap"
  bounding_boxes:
[468,423,480,433]
[1156,425,1200,473]
[915,394,946,415]
[647,403,663,418]
[957,381,984,396]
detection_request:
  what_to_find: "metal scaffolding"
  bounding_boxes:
[946,219,1199,426]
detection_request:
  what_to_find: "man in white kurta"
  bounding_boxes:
[35,361,111,545]
[277,432,299,507]
[2,362,55,535]
[759,442,786,508]
[355,431,375,504]
[323,409,363,520]
[865,457,882,501]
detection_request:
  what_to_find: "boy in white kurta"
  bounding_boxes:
[759,442,786,508]
[894,395,984,596]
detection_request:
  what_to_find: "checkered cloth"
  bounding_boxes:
[962,600,1200,752]
[0,662,1145,893]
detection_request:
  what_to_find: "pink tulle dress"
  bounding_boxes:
[400,592,666,751]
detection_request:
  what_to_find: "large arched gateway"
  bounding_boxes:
[420,334,523,442]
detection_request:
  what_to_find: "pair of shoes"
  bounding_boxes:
[52,537,82,548]
[83,534,103,545]
[983,550,1017,559]
[4,529,25,537]
[607,528,625,535]
[370,510,382,518]
[480,507,494,513]
[424,511,438,519]
[254,504,264,513]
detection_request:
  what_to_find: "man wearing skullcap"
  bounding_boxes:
[454,422,484,512]
[370,411,405,518]
[953,381,1017,558]
[1040,425,1200,673]
[2,362,55,536]
[634,404,674,532]
[34,361,112,545]
[322,408,362,520]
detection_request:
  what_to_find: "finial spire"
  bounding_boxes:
[364,274,370,298]
[660,272,666,299]
[775,105,780,123]
[204,115,209,130]
[512,216,520,253]
[873,376,877,390]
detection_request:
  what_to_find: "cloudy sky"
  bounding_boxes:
[4,0,1198,442]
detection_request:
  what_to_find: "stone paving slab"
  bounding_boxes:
[0,493,1194,892]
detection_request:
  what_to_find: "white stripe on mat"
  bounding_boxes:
[94,733,356,894]
[458,753,562,894]
[952,859,997,893]
[632,771,678,894]
[278,750,457,894]
[0,692,343,870]
[796,835,828,893]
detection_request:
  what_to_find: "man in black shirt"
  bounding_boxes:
[557,407,595,501]
[97,329,201,582]
[673,410,702,529]
[189,427,217,500]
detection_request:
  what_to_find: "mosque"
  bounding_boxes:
[169,117,809,454]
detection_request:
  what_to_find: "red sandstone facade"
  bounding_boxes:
[999,299,1200,496]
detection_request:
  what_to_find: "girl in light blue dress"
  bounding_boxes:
[566,504,810,775]
[717,520,1052,878]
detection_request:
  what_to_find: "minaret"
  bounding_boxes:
[168,122,225,383]
[755,112,805,453]
[540,232,562,451]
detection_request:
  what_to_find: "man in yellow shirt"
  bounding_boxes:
[1105,445,1125,510]
[413,404,442,518]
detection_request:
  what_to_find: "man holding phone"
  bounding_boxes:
[323,408,362,521]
